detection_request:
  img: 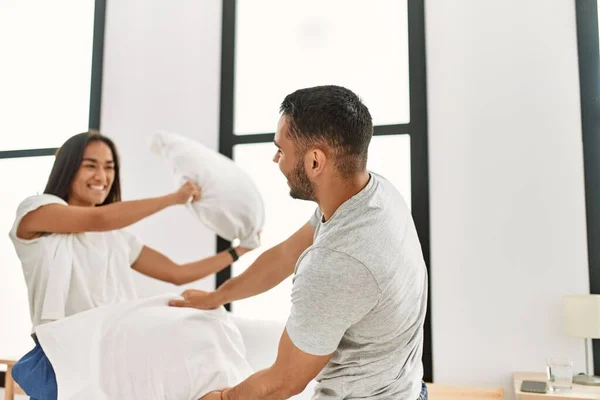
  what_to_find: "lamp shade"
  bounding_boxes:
[563,295,600,339]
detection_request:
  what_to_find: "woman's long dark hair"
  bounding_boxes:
[44,130,122,205]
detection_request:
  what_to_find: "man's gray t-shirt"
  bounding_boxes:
[286,173,428,400]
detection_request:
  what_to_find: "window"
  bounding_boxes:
[0,1,95,151]
[234,0,410,134]
[218,0,431,380]
[0,0,104,370]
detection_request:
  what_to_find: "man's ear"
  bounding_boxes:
[308,148,328,177]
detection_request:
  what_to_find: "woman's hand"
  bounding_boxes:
[171,181,201,205]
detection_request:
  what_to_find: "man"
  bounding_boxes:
[169,85,429,400]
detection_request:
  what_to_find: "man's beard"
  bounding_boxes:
[288,160,316,201]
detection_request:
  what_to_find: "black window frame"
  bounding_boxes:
[575,0,600,374]
[216,0,433,381]
[0,0,106,388]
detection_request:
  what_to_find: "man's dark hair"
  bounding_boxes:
[279,85,373,176]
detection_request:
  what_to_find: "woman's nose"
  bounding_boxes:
[94,167,106,181]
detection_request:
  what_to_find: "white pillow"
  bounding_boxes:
[150,130,264,249]
[36,295,253,400]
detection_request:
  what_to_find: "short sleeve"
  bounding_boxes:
[286,247,381,356]
[120,229,144,265]
[9,194,67,246]
[308,207,322,228]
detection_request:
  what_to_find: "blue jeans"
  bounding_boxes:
[418,381,428,400]
[11,342,57,400]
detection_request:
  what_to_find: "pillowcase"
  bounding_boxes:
[150,130,264,248]
[35,295,254,400]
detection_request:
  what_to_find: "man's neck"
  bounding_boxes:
[317,172,370,221]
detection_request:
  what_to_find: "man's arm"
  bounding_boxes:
[170,222,314,309]
[205,249,381,399]
[221,329,331,400]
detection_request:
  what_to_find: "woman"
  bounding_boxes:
[9,130,251,400]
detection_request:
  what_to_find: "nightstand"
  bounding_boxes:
[514,372,600,400]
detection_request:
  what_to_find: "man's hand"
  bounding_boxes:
[199,390,223,400]
[168,289,221,309]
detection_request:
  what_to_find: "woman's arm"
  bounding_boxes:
[131,246,250,285]
[17,182,199,240]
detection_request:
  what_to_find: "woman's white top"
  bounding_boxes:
[9,194,143,329]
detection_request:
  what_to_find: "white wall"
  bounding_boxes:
[101,0,223,295]
[427,0,590,396]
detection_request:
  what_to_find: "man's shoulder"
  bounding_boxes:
[297,246,379,288]
[299,246,366,270]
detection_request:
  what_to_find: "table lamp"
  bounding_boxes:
[563,294,600,385]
